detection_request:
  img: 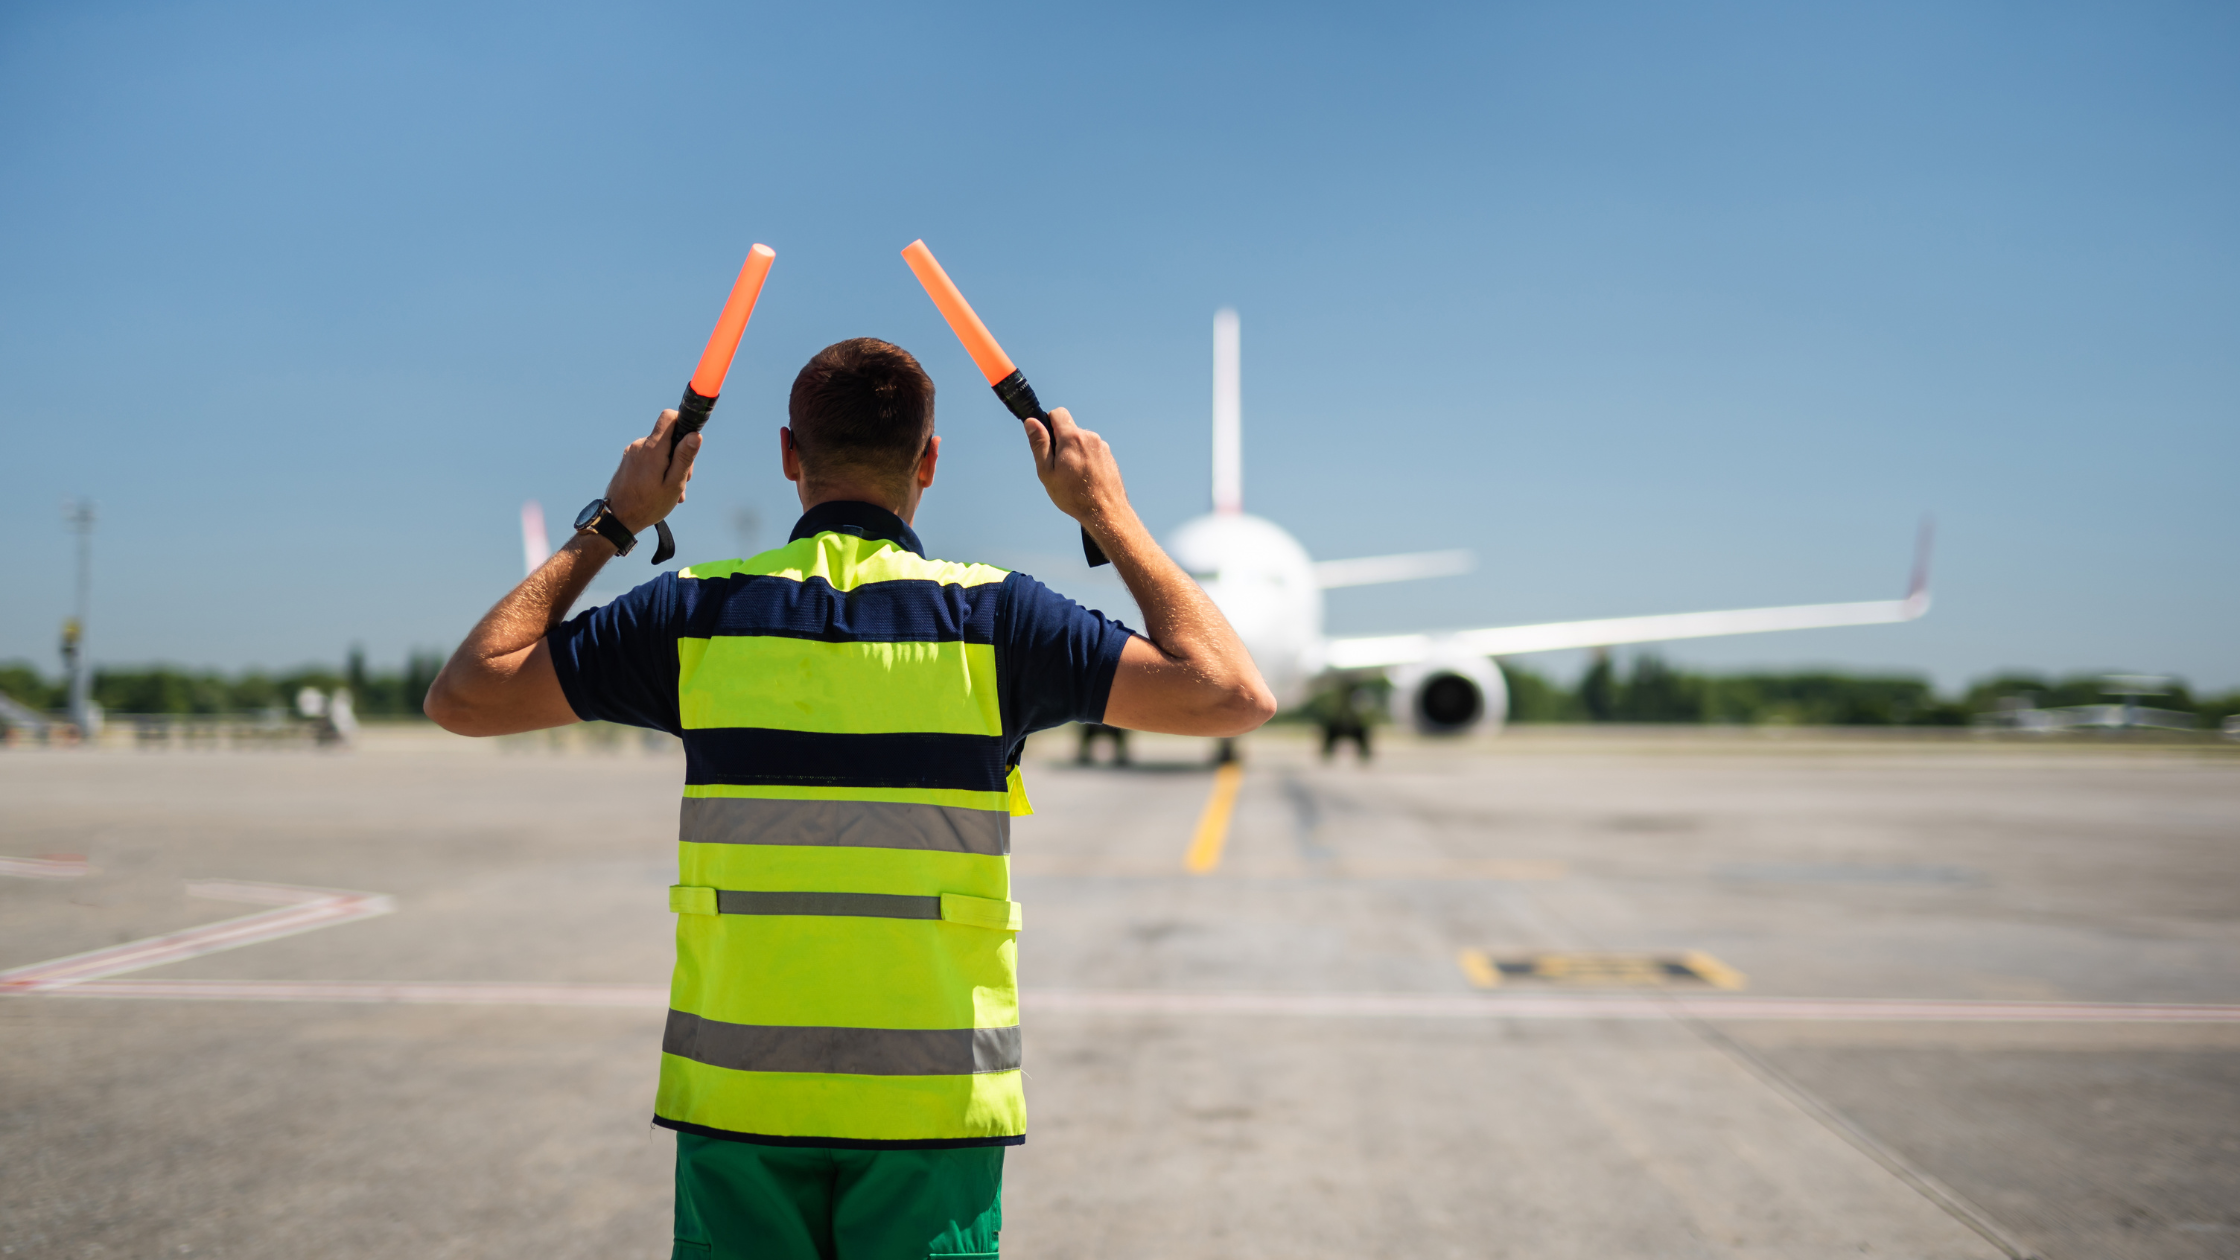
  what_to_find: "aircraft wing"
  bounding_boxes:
[1315,549,1474,589]
[1323,524,1933,670]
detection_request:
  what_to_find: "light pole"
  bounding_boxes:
[60,498,97,739]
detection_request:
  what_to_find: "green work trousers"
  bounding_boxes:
[672,1132,1004,1260]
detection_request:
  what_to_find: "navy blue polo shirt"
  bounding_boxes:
[547,501,1134,761]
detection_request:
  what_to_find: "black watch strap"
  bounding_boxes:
[584,504,638,556]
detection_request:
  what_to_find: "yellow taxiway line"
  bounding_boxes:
[1456,949,1502,988]
[1453,949,1750,991]
[1183,762,1246,874]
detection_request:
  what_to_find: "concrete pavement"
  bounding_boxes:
[3,726,2235,1258]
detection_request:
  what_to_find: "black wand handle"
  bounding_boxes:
[992,370,1109,567]
[650,383,718,565]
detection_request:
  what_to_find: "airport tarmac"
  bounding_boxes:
[3,726,2237,1259]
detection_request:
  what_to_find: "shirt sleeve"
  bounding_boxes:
[546,573,684,735]
[996,570,1136,742]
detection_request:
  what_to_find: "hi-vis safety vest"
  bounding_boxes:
[653,527,1032,1148]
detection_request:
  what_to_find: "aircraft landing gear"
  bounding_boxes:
[1213,737,1239,765]
[1075,723,1130,766]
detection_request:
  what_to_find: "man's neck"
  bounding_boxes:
[798,485,914,525]
[788,500,927,558]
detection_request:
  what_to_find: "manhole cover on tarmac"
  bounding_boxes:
[1457,949,1746,990]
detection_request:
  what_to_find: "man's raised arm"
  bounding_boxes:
[423,411,700,737]
[1023,407,1277,737]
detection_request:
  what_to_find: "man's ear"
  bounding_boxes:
[916,433,941,489]
[780,426,802,484]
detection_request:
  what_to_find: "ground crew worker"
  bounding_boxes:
[424,337,1275,1258]
[1073,721,1130,765]
[1313,683,1373,762]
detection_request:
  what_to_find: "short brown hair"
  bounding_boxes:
[788,338,935,490]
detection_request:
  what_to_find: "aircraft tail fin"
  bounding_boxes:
[1212,308,1241,514]
[522,501,551,576]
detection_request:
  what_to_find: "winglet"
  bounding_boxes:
[1904,515,1935,617]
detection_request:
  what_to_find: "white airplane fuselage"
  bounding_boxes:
[1165,510,1325,709]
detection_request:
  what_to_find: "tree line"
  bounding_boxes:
[1502,656,2240,728]
[4,649,2236,730]
[0,648,446,720]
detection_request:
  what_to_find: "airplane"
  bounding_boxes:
[519,307,1931,747]
[1164,308,1932,740]
[519,500,636,611]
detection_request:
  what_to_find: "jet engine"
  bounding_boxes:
[1389,645,1508,736]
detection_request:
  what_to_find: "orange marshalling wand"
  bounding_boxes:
[900,239,1108,567]
[901,241,1016,385]
[650,244,776,564]
[688,245,777,399]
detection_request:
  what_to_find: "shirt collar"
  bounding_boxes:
[787,500,925,558]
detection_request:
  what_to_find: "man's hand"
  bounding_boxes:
[605,409,703,535]
[1023,407,1126,536]
[1020,405,1276,738]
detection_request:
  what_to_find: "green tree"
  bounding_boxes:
[1710,672,1956,725]
[93,667,232,714]
[1502,662,1583,722]
[0,661,61,712]
[1579,653,1617,721]
[2195,690,2240,729]
[1615,655,1705,722]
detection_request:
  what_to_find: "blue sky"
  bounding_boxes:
[2,1,2233,692]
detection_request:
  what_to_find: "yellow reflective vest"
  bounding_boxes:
[652,524,1031,1148]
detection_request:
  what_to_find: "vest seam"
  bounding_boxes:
[654,1117,1025,1150]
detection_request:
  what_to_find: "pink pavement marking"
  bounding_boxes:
[0,880,393,994]
[46,978,667,1007]
[17,979,2240,1023]
[0,854,92,879]
[8,877,2231,1023]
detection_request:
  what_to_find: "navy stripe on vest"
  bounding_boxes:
[675,573,999,646]
[683,729,1011,794]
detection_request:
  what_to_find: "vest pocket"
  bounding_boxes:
[939,893,1022,932]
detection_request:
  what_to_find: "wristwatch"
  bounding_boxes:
[573,498,638,556]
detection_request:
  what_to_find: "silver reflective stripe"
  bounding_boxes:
[664,1009,1023,1075]
[680,797,1010,856]
[715,891,940,920]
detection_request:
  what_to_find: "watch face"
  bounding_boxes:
[574,499,606,531]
